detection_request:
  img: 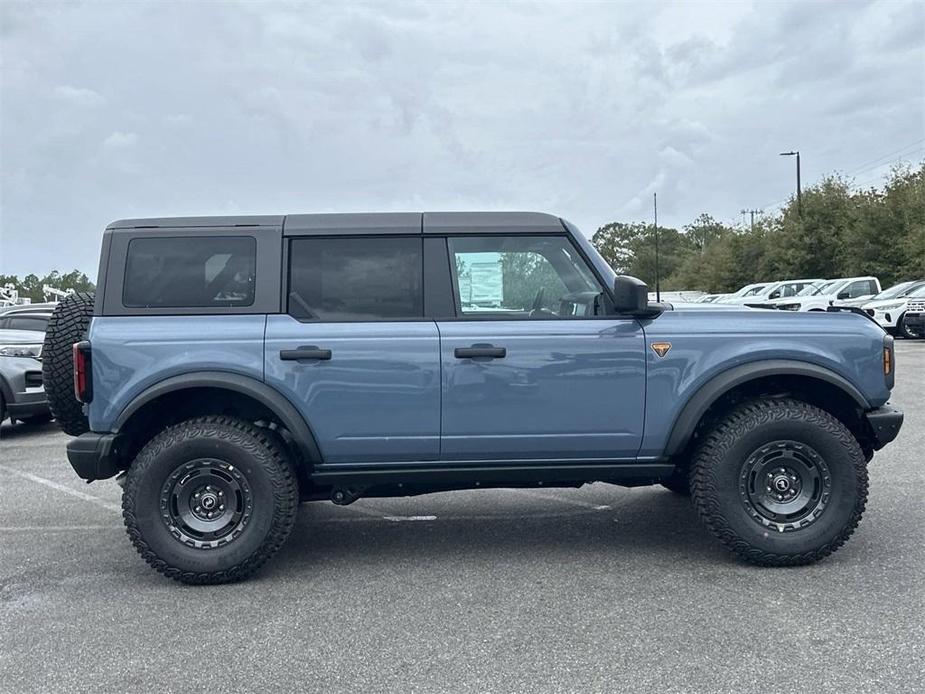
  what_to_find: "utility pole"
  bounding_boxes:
[653,192,661,302]
[740,208,762,232]
[780,150,802,217]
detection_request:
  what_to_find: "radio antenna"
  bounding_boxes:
[653,192,661,302]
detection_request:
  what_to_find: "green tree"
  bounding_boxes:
[0,270,95,302]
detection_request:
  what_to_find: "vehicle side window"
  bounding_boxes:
[287,237,423,321]
[123,236,256,308]
[447,235,603,318]
[6,316,49,332]
[843,281,873,299]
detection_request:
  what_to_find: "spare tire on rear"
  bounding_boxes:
[42,292,95,436]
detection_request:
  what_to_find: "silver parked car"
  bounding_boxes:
[0,328,50,425]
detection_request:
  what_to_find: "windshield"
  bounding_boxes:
[796,281,832,297]
[732,283,766,297]
[870,281,915,300]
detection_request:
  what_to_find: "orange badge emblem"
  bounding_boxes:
[651,342,672,358]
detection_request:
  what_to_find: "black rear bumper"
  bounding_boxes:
[66,432,123,481]
[865,407,903,450]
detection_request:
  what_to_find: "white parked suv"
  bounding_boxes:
[863,281,925,338]
[769,276,881,312]
[718,278,825,306]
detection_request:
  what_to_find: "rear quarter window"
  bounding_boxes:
[122,236,256,308]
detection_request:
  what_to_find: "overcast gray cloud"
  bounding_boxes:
[1,0,923,277]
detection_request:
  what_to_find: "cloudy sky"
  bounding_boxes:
[1,0,923,278]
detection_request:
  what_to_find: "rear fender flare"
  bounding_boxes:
[113,371,323,464]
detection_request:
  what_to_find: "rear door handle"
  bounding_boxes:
[279,346,332,361]
[454,345,506,359]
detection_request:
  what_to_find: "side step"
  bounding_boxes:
[311,462,673,489]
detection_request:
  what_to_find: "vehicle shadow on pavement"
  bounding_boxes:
[268,490,728,576]
[0,420,60,441]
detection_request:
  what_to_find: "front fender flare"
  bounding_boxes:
[663,359,870,457]
[113,371,322,464]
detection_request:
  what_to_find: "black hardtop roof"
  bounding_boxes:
[105,211,567,235]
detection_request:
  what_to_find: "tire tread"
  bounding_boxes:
[41,292,95,435]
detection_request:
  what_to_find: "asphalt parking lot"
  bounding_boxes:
[0,342,922,693]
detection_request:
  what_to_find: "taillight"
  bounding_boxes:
[73,341,93,403]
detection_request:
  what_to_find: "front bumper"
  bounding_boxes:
[865,406,904,450]
[0,356,48,420]
[871,310,899,329]
[66,432,124,481]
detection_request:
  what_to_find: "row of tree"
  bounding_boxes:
[0,270,96,303]
[591,164,925,294]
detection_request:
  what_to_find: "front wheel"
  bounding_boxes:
[690,399,867,566]
[898,313,921,340]
[122,416,299,584]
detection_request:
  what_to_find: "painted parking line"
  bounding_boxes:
[517,488,611,510]
[382,515,438,522]
[0,463,121,514]
[0,525,113,532]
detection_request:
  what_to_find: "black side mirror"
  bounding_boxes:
[613,275,649,314]
[837,291,850,300]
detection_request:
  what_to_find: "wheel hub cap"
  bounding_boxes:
[739,441,831,532]
[160,459,252,549]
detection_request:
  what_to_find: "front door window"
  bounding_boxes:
[448,236,603,318]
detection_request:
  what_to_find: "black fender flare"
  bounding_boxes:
[664,359,870,456]
[113,371,323,464]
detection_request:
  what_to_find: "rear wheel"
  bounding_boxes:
[122,416,299,584]
[42,292,95,435]
[690,398,867,566]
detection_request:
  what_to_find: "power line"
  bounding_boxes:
[842,138,925,178]
[758,139,925,210]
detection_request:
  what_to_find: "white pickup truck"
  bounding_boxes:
[718,278,824,306]
[768,276,881,312]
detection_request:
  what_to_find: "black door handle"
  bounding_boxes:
[280,346,332,361]
[454,345,506,359]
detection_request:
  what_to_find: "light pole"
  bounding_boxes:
[780,150,802,217]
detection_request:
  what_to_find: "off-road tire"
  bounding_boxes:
[898,313,921,340]
[660,467,691,496]
[690,398,868,566]
[42,292,95,435]
[122,416,299,584]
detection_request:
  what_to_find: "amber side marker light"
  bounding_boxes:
[883,335,895,389]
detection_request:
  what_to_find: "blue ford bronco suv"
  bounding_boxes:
[42,212,903,584]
